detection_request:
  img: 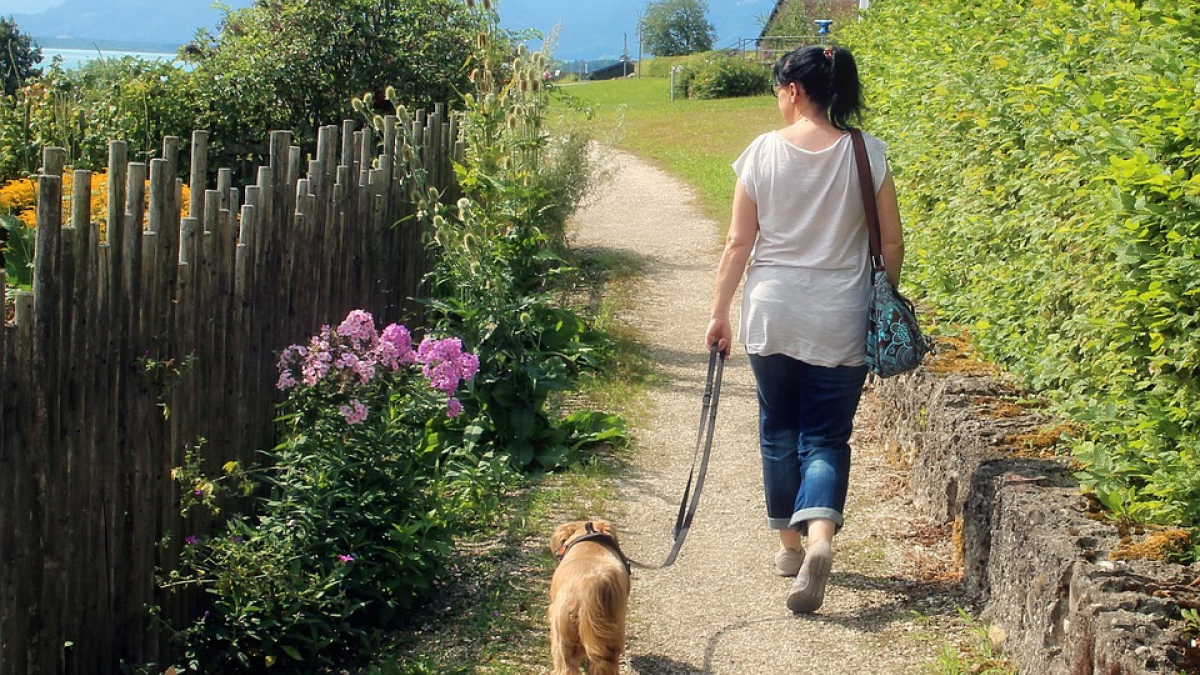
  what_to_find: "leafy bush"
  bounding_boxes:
[166,310,508,672]
[1,214,33,288]
[841,0,1200,545]
[688,54,772,99]
[0,57,195,181]
[183,0,485,167]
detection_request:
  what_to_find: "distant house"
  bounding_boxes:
[757,0,861,55]
[585,57,637,81]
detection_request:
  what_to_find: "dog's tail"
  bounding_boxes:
[578,576,628,673]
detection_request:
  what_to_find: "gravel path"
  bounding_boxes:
[566,147,974,675]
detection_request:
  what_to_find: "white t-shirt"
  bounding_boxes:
[731,130,889,367]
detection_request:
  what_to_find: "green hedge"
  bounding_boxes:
[841,0,1200,541]
[640,51,772,99]
[689,54,772,99]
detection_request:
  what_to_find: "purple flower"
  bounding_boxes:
[380,324,416,366]
[229,535,244,543]
[185,535,201,546]
[276,370,297,390]
[459,352,480,379]
[338,554,355,563]
[416,337,478,397]
[446,398,463,418]
[337,310,378,347]
[339,399,368,425]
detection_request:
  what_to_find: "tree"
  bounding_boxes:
[642,0,716,57]
[0,16,42,96]
[183,0,486,164]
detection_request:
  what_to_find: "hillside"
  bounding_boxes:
[12,0,254,49]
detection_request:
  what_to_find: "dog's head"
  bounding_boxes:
[550,519,618,557]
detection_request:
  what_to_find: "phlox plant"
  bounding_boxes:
[165,310,507,673]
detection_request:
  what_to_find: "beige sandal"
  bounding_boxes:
[774,547,805,577]
[787,541,832,613]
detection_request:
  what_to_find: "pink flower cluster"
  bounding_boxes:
[339,399,368,425]
[276,310,478,422]
[416,337,480,418]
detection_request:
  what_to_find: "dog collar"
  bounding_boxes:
[555,522,632,575]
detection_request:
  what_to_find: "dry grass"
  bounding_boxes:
[925,335,999,378]
[1110,528,1192,563]
[999,422,1079,458]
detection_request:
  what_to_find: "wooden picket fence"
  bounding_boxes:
[0,106,460,675]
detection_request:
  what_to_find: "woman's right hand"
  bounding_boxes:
[705,317,732,358]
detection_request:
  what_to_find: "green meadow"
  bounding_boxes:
[554,76,780,229]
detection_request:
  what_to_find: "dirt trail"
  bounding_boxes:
[566,147,974,675]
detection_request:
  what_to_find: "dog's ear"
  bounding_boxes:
[591,519,618,541]
[550,521,583,553]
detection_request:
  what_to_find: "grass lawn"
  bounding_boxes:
[552,77,781,233]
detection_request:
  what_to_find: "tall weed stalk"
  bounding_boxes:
[425,31,624,471]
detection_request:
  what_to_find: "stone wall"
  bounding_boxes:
[872,360,1200,674]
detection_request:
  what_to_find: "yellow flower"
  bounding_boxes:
[0,178,36,213]
[0,171,191,236]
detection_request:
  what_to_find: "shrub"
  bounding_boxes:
[166,310,507,672]
[688,54,771,99]
[183,0,485,167]
[0,57,196,181]
[841,0,1200,547]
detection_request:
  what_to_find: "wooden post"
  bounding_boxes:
[0,270,9,675]
[189,131,208,228]
[32,170,62,674]
[11,291,34,675]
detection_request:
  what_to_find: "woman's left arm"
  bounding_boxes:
[706,181,759,356]
[876,173,905,286]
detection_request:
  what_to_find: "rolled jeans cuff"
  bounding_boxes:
[766,507,844,532]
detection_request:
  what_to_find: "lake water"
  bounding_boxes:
[40,47,178,70]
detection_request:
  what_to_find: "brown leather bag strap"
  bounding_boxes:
[849,129,885,272]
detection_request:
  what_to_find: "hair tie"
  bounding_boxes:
[824,46,834,62]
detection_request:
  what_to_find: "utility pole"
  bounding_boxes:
[622,33,630,77]
[637,11,644,77]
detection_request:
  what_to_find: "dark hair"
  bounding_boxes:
[772,45,863,130]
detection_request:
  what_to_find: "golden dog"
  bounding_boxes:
[548,520,631,675]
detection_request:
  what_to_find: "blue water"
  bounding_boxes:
[39,47,177,70]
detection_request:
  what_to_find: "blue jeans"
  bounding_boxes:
[748,353,868,534]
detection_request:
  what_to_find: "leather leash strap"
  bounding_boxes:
[628,345,726,570]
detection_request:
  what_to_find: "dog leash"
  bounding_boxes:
[628,345,726,570]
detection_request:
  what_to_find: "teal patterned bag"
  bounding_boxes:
[850,129,931,377]
[865,269,930,377]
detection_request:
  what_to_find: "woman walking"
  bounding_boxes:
[705,45,905,614]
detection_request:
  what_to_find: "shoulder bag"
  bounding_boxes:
[849,129,932,377]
